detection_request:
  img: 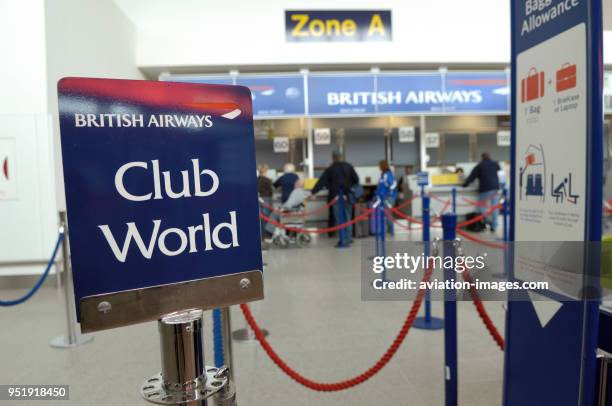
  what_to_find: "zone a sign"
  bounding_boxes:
[285,10,392,42]
[58,78,263,332]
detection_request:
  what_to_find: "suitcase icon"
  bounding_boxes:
[521,68,545,103]
[556,63,577,92]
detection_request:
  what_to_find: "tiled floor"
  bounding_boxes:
[0,228,505,405]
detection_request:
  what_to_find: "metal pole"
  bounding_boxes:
[442,214,458,406]
[337,192,348,247]
[142,309,236,406]
[419,115,427,172]
[306,118,314,179]
[423,196,431,323]
[494,188,510,278]
[413,196,443,330]
[374,204,380,256]
[50,211,94,348]
[379,205,386,282]
[220,307,234,381]
[503,188,509,244]
[452,187,457,214]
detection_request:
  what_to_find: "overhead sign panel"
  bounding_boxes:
[376,73,445,113]
[165,76,234,86]
[285,10,392,42]
[58,78,264,332]
[308,74,376,115]
[444,71,509,113]
[236,75,305,117]
[164,71,512,117]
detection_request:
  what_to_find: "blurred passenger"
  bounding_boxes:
[375,160,398,235]
[397,165,414,224]
[311,151,359,247]
[462,152,501,232]
[455,167,465,182]
[257,164,274,239]
[264,178,307,238]
[274,163,299,204]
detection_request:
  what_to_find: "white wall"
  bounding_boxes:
[46,0,145,211]
[0,0,56,272]
[114,0,511,70]
[0,0,143,274]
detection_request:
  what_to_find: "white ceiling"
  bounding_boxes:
[114,0,612,32]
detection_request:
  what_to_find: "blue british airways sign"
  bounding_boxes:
[306,72,509,115]
[166,71,510,117]
[58,78,263,332]
[236,75,306,117]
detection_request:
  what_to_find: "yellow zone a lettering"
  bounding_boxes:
[290,14,358,38]
[368,14,386,36]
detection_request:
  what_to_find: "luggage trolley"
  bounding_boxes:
[271,205,312,248]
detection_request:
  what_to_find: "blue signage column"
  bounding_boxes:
[506,1,603,405]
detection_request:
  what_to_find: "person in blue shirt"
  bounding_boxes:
[463,152,501,232]
[375,160,398,235]
[274,163,299,204]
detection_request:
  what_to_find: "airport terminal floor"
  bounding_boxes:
[0,231,506,406]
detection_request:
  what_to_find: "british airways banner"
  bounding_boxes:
[308,72,509,115]
[376,73,444,113]
[165,71,510,117]
[444,72,509,112]
[236,75,306,117]
[308,74,376,115]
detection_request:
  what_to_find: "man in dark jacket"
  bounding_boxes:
[463,152,501,232]
[311,151,359,246]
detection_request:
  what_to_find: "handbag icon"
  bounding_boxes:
[556,63,577,92]
[521,68,545,103]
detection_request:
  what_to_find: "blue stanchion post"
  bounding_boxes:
[413,195,444,330]
[337,191,349,248]
[493,187,509,278]
[378,204,386,281]
[441,214,458,406]
[212,308,224,367]
[502,187,508,244]
[451,187,457,214]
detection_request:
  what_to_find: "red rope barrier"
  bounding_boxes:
[260,209,372,234]
[388,207,425,225]
[431,199,451,225]
[461,269,505,350]
[239,264,434,392]
[455,204,503,228]
[384,209,423,230]
[393,194,420,211]
[461,194,500,208]
[428,194,447,203]
[260,198,338,217]
[456,229,507,250]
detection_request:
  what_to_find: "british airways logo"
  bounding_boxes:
[326,90,483,106]
[73,109,243,128]
[74,113,214,128]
